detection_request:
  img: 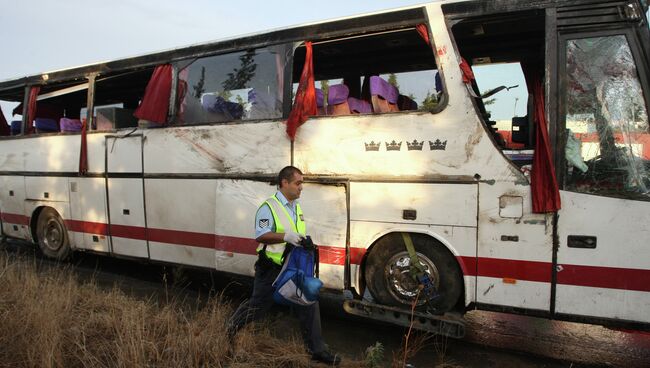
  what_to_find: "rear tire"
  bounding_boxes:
[36,208,71,260]
[364,233,462,312]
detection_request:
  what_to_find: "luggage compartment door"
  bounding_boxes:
[106,134,149,259]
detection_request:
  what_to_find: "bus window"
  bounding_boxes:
[450,10,546,168]
[473,63,531,164]
[8,81,88,135]
[292,27,441,116]
[93,68,154,130]
[0,95,23,136]
[563,35,650,200]
[174,45,289,125]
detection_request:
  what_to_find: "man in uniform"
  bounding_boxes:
[227,166,341,366]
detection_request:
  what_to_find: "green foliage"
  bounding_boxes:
[320,80,330,105]
[364,341,385,368]
[222,50,257,91]
[387,73,399,90]
[192,67,206,99]
[421,91,439,112]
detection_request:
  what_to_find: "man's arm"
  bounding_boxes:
[256,232,286,244]
[255,202,303,245]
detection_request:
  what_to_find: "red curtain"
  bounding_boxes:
[26,86,40,134]
[416,24,430,45]
[459,58,475,84]
[134,64,172,124]
[523,64,561,213]
[79,118,88,175]
[286,41,316,141]
[0,106,9,136]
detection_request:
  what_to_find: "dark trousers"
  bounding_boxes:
[227,259,327,354]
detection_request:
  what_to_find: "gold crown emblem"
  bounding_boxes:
[429,139,447,150]
[386,140,402,151]
[364,141,381,151]
[406,140,424,151]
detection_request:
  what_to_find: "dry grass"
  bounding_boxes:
[0,251,361,368]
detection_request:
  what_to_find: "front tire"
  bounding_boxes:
[36,208,71,260]
[364,233,462,313]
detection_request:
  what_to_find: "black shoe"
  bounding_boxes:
[311,350,341,366]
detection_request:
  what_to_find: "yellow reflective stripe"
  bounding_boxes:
[268,196,292,232]
[257,195,308,265]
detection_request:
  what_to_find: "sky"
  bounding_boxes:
[0,0,540,124]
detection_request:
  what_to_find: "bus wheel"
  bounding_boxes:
[364,233,462,313]
[36,208,71,260]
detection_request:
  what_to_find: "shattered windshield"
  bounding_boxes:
[564,35,650,200]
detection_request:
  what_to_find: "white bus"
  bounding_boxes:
[1,0,649,336]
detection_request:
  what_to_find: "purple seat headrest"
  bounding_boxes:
[348,97,372,114]
[10,120,21,135]
[328,84,349,105]
[369,76,398,104]
[315,88,324,107]
[35,118,59,132]
[60,118,83,132]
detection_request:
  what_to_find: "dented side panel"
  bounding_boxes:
[476,181,553,311]
[143,122,290,174]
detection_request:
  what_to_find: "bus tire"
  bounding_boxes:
[364,233,462,313]
[36,208,71,260]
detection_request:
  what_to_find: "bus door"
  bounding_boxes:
[105,134,150,259]
[555,4,650,324]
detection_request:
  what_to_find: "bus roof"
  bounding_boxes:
[0,0,645,99]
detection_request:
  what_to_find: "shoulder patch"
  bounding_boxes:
[259,219,270,228]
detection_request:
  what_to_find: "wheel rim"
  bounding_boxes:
[384,251,440,306]
[42,218,64,252]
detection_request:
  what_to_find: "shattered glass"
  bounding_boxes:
[565,35,650,200]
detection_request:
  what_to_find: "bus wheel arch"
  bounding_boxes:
[362,231,464,313]
[33,206,71,260]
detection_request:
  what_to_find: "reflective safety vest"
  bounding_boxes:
[256,194,306,265]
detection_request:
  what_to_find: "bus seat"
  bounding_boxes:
[397,94,418,111]
[348,97,372,114]
[369,76,399,112]
[202,93,244,120]
[327,84,351,115]
[35,118,59,133]
[10,121,21,135]
[248,88,278,119]
[315,88,326,115]
[60,118,82,132]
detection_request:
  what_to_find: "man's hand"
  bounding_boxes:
[283,232,304,246]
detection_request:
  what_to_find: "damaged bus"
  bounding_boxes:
[1,0,649,337]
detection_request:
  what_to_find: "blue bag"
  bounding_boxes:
[272,246,323,306]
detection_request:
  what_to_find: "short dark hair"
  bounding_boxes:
[278,166,302,188]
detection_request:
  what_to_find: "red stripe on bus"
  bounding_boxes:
[0,213,30,225]
[476,257,552,283]
[110,224,147,240]
[457,256,478,276]
[6,212,650,292]
[558,264,650,292]
[318,246,346,265]
[150,228,216,249]
[65,220,109,235]
[350,247,366,265]
[214,235,258,255]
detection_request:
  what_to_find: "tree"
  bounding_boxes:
[222,51,257,92]
[192,67,206,99]
[421,91,438,111]
[482,95,496,117]
[387,73,400,90]
[320,80,329,105]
